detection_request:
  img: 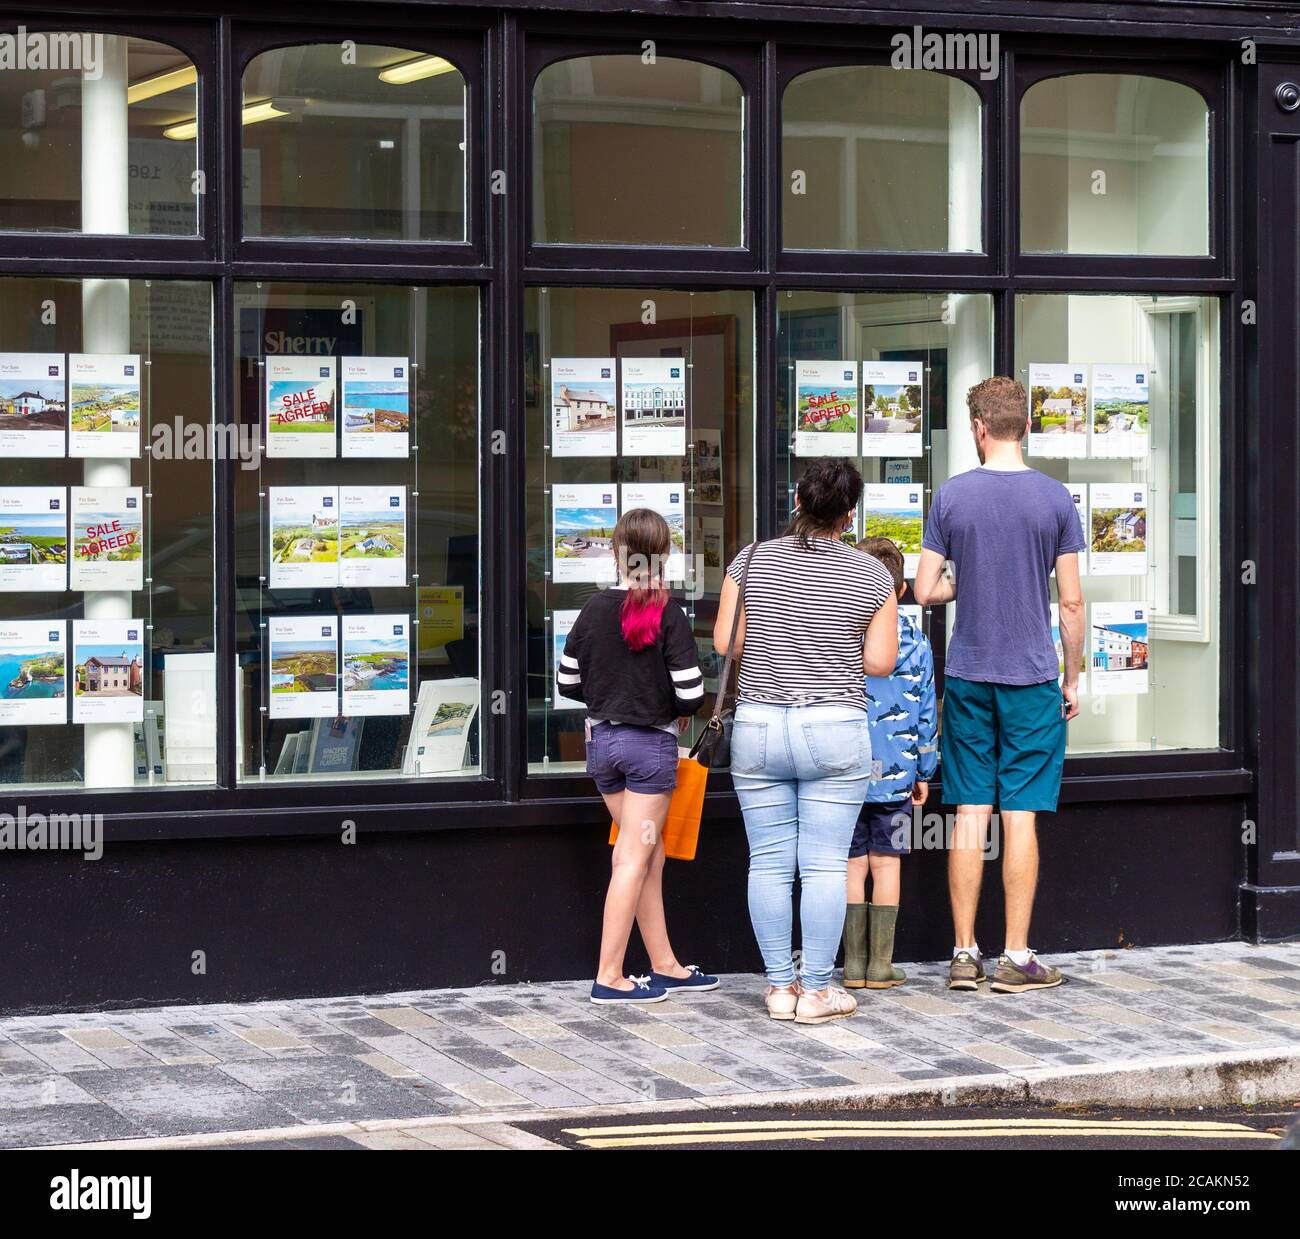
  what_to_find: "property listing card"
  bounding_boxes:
[551,483,618,584]
[550,358,617,458]
[1089,482,1148,576]
[861,361,924,459]
[269,487,339,589]
[342,614,410,717]
[794,360,858,457]
[621,482,686,581]
[1090,364,1150,459]
[340,356,410,459]
[68,354,141,458]
[70,487,144,592]
[72,618,144,723]
[693,429,723,504]
[859,483,924,576]
[1051,602,1087,696]
[552,609,583,710]
[1065,482,1088,575]
[691,513,725,595]
[406,677,479,774]
[1028,363,1088,459]
[0,487,67,592]
[1089,601,1149,696]
[621,357,686,457]
[266,356,337,458]
[0,620,66,725]
[339,485,406,588]
[0,353,66,458]
[268,615,339,719]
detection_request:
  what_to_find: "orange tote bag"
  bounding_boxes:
[608,753,708,861]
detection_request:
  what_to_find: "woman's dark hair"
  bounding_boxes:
[785,459,863,549]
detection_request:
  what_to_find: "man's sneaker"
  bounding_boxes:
[649,965,720,993]
[990,952,1063,993]
[948,950,987,992]
[764,983,800,1021]
[794,985,858,1025]
[590,975,668,1004]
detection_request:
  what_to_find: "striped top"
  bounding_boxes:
[726,537,896,710]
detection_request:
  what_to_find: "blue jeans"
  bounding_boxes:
[730,702,872,991]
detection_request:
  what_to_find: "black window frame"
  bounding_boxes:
[0,5,1250,846]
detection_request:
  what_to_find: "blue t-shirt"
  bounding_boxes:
[922,467,1087,686]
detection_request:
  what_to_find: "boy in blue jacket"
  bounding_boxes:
[842,537,938,989]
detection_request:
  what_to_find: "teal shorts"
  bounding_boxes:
[940,676,1067,812]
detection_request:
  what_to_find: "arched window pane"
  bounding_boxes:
[0,35,198,235]
[533,55,743,247]
[242,44,466,240]
[1020,74,1209,256]
[783,67,982,252]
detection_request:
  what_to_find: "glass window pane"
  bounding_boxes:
[1020,74,1209,256]
[525,288,755,772]
[0,276,215,790]
[234,283,481,783]
[1014,293,1220,752]
[783,68,982,252]
[242,44,466,240]
[0,35,198,235]
[533,56,744,247]
[776,291,993,694]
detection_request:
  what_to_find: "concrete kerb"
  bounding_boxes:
[33,1047,1300,1150]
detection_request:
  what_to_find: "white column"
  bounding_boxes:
[945,79,987,480]
[81,36,135,788]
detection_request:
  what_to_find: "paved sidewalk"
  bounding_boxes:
[3,940,1299,1148]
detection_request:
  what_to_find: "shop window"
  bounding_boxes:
[1012,293,1220,752]
[0,276,215,788]
[0,35,198,235]
[774,289,993,705]
[233,282,480,783]
[1020,74,1209,256]
[241,44,466,240]
[532,56,744,247]
[524,287,755,772]
[782,68,982,252]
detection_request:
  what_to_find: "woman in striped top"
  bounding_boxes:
[715,459,898,1025]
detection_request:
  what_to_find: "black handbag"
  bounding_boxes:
[688,540,758,769]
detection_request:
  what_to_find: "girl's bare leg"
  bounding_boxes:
[596,789,672,989]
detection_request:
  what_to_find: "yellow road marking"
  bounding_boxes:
[561,1117,1278,1149]
[564,1117,1269,1137]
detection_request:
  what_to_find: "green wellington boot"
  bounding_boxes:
[864,903,907,989]
[842,902,869,988]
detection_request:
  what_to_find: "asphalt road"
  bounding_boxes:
[521,1103,1300,1151]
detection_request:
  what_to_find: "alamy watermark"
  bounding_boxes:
[0,28,103,78]
[0,804,102,860]
[887,807,1003,860]
[891,26,1000,81]
[150,418,261,471]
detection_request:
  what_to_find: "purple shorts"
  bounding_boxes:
[586,723,679,795]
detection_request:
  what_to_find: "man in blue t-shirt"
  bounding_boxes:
[915,376,1086,996]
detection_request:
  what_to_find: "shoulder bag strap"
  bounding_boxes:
[709,539,758,724]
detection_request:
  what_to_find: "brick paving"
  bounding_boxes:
[2,940,1298,1148]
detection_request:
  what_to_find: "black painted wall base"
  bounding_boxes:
[1240,882,1300,943]
[0,795,1247,1016]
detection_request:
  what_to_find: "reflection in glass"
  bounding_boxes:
[0,277,215,789]
[783,68,981,252]
[1014,293,1219,752]
[0,36,198,235]
[533,56,744,247]
[1020,74,1209,256]
[525,288,755,772]
[242,44,466,240]
[233,283,480,783]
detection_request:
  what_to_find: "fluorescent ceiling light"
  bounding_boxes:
[164,99,288,141]
[128,65,198,104]
[378,55,457,85]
